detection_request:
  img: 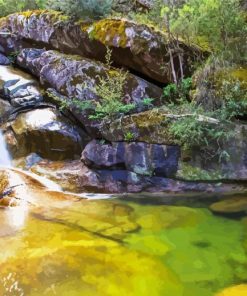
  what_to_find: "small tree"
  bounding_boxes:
[89,47,136,119]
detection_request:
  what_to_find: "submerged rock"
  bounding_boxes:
[4,107,87,160]
[215,284,247,296]
[210,196,247,214]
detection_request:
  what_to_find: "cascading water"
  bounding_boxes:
[0,130,12,167]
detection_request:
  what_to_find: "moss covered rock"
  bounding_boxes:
[0,10,200,84]
[17,48,162,106]
[193,64,247,110]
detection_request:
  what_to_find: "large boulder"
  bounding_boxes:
[0,10,201,84]
[88,109,247,181]
[81,140,180,177]
[4,107,88,160]
[17,49,162,105]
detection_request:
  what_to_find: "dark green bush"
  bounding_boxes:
[46,0,113,19]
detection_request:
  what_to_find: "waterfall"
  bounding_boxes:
[0,130,12,167]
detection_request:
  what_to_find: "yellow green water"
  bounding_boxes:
[0,194,247,296]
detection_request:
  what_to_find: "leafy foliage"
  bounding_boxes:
[0,0,46,17]
[88,48,136,119]
[46,0,113,19]
[124,131,135,142]
[163,77,192,101]
[165,76,247,161]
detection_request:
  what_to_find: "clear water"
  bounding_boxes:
[0,130,11,167]
[0,190,246,296]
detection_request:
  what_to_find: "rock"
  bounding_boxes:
[94,108,247,181]
[215,284,247,296]
[17,49,162,106]
[30,159,246,194]
[31,160,106,193]
[13,152,43,169]
[4,107,87,160]
[96,109,173,144]
[0,53,10,65]
[0,11,201,84]
[209,196,247,214]
[0,65,43,107]
[193,65,247,111]
[81,140,180,177]
[0,98,12,118]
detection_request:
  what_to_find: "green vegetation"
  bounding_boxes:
[177,163,225,180]
[163,76,247,161]
[0,0,46,17]
[46,0,112,19]
[124,131,135,142]
[88,47,136,119]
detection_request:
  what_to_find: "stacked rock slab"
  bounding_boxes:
[0,11,201,84]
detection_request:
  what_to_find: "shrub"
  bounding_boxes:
[88,47,136,119]
[163,77,192,102]
[166,99,233,161]
[46,0,113,19]
[165,75,247,162]
[0,0,46,17]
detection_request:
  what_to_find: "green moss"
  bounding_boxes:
[10,9,69,22]
[85,18,128,47]
[177,163,225,181]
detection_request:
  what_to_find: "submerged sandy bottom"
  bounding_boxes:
[0,168,247,296]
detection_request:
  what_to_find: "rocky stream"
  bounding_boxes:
[0,10,246,296]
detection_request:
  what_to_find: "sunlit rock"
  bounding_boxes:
[5,108,87,160]
[0,65,43,107]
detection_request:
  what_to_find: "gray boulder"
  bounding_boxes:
[81,140,180,177]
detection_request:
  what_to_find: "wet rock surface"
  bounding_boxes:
[210,195,247,214]
[28,158,247,194]
[0,65,43,107]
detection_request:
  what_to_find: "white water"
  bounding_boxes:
[0,130,12,167]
